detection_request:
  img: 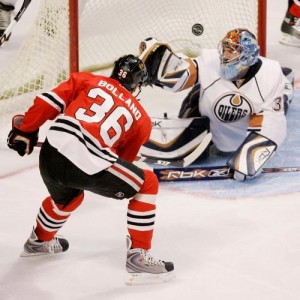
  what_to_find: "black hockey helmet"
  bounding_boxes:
[110,54,148,93]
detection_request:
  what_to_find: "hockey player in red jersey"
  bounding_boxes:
[7,54,175,285]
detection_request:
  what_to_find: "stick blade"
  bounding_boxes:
[183,132,212,167]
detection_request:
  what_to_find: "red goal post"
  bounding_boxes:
[257,0,267,57]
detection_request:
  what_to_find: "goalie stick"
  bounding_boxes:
[0,0,31,46]
[153,165,300,182]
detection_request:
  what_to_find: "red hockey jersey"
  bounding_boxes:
[20,72,151,174]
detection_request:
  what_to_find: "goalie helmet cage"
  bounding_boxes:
[0,0,266,119]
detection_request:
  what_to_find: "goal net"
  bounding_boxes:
[0,0,266,122]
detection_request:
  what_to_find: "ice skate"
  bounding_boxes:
[126,236,175,285]
[20,228,69,257]
[280,12,300,47]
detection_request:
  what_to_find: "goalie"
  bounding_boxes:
[139,28,294,180]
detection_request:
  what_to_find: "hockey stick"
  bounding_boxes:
[0,0,32,46]
[153,165,300,182]
[2,132,212,168]
[32,133,212,168]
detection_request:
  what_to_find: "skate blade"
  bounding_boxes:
[126,271,176,286]
[20,250,52,257]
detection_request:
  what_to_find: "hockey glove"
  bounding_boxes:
[139,37,193,91]
[7,115,39,156]
[139,37,172,85]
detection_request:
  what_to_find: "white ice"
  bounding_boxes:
[1,1,300,300]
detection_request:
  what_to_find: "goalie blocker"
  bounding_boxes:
[227,132,277,181]
[139,116,210,160]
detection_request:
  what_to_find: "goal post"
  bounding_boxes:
[69,0,79,73]
[0,0,267,118]
[258,0,267,57]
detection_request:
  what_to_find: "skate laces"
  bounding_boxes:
[44,237,62,254]
[140,249,164,267]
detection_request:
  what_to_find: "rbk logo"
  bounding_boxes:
[152,121,162,127]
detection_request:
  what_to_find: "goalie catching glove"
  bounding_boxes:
[139,37,172,85]
[139,37,193,90]
[227,132,277,181]
[7,115,39,156]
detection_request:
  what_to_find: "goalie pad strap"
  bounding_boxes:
[227,132,277,176]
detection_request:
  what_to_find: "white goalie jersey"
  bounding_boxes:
[139,37,292,179]
[193,49,288,152]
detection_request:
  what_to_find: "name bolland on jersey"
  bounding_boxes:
[213,93,253,123]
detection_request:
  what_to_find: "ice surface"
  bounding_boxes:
[1,1,300,299]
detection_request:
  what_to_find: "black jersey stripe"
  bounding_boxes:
[50,125,117,162]
[55,118,108,152]
[41,92,65,112]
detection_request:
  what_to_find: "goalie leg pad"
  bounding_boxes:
[139,117,210,159]
[227,132,277,178]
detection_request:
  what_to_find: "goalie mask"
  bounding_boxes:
[218,28,260,81]
[110,55,148,93]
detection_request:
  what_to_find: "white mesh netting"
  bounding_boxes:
[0,0,261,120]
